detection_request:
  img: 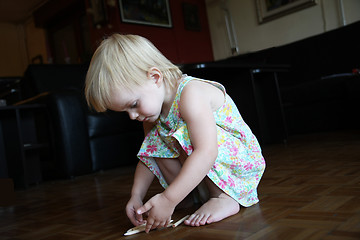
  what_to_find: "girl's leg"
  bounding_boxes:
[155,157,195,209]
[156,147,239,226]
[184,177,240,226]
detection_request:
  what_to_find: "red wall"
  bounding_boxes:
[86,0,213,64]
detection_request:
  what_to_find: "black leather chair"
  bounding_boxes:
[17,64,143,179]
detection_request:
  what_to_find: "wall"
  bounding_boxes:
[2,0,360,76]
[0,0,213,77]
[25,18,48,64]
[85,0,214,64]
[0,23,28,76]
[0,20,48,77]
[206,0,360,60]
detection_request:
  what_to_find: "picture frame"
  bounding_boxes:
[182,2,201,31]
[118,0,172,28]
[256,0,316,24]
[89,0,108,26]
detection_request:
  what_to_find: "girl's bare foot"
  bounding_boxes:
[184,193,240,226]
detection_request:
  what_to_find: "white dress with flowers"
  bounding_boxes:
[137,76,266,207]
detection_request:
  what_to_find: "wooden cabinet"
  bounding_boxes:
[0,104,50,188]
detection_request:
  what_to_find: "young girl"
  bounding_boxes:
[85,34,266,233]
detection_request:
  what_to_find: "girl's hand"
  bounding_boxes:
[126,195,146,226]
[136,193,175,233]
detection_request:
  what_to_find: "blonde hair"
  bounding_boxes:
[85,34,183,112]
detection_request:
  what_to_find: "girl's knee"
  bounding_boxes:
[155,158,182,184]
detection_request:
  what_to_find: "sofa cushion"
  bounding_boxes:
[87,111,143,138]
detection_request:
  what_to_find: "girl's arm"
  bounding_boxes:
[162,81,219,205]
[131,161,155,199]
[126,161,155,226]
[131,122,156,200]
[126,122,156,226]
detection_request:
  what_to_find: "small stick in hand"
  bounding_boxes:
[124,220,173,236]
[171,215,190,228]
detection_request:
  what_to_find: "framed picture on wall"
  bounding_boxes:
[90,0,108,26]
[256,0,316,23]
[119,0,172,28]
[182,2,201,31]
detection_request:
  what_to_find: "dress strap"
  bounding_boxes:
[177,75,193,98]
[180,75,227,96]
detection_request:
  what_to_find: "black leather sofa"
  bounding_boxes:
[17,64,143,180]
[183,21,360,137]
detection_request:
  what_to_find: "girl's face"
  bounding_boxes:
[108,77,165,123]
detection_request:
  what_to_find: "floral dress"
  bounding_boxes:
[137,76,266,207]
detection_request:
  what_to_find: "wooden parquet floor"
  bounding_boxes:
[1,130,359,240]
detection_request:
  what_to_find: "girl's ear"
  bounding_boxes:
[147,67,163,87]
